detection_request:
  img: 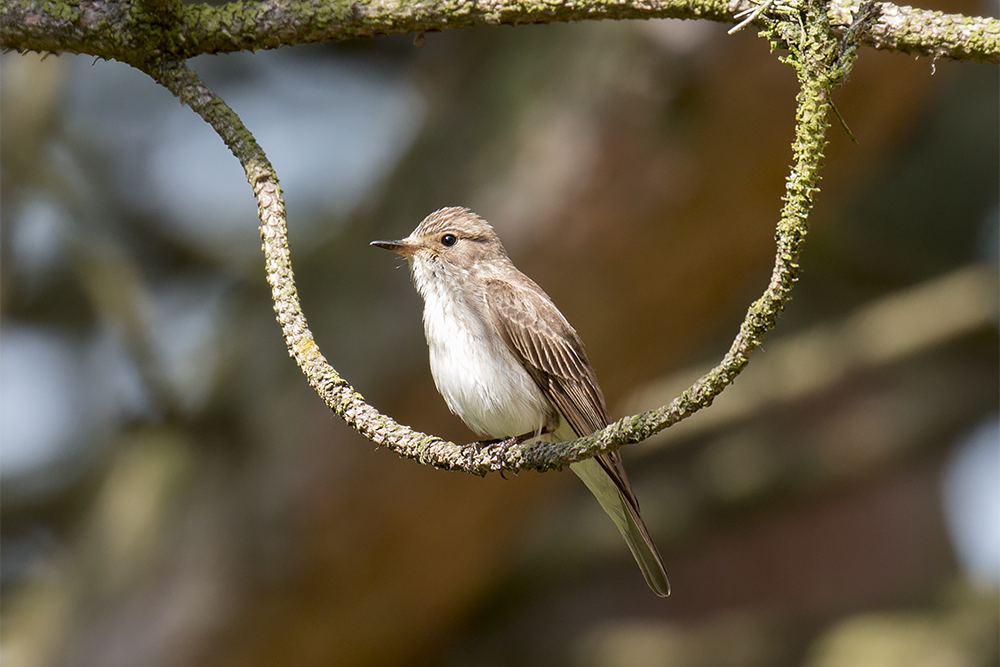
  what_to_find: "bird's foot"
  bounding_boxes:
[464,429,544,449]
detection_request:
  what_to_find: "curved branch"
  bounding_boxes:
[3,0,949,477]
[139,58,489,471]
[3,0,998,64]
[138,0,860,478]
[519,0,873,472]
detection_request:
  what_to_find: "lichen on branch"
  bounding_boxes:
[2,0,998,63]
[131,0,888,476]
[2,0,995,475]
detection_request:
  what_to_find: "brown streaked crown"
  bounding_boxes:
[410,207,502,247]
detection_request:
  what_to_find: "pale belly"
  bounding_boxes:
[422,294,552,439]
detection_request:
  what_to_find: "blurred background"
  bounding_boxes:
[1,1,997,664]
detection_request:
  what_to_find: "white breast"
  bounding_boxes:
[417,271,551,439]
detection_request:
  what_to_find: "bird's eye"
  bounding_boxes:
[441,234,457,247]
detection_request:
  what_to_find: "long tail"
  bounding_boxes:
[570,456,670,597]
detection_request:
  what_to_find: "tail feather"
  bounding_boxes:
[570,457,670,597]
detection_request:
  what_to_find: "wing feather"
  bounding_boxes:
[484,278,668,596]
[485,279,608,436]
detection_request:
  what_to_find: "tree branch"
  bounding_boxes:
[512,0,880,472]
[4,0,991,476]
[3,0,998,64]
[135,0,873,477]
[139,58,482,471]
[826,0,1000,61]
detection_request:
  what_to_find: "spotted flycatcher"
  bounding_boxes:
[372,206,669,596]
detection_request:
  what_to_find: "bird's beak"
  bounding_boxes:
[371,238,420,257]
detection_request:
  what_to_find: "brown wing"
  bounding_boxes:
[485,278,607,435]
[485,278,639,507]
[486,278,669,596]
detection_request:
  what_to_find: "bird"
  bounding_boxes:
[372,206,669,596]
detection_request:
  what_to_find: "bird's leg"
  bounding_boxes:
[464,425,554,449]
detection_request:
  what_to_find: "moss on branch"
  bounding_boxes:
[3,0,998,63]
[2,0,995,475]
